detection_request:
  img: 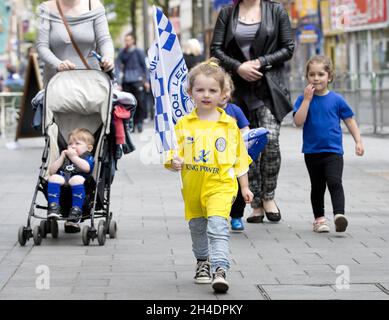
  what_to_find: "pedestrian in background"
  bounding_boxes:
[3,63,24,91]
[36,0,114,86]
[183,38,205,71]
[293,55,364,233]
[165,59,253,293]
[117,33,150,133]
[211,0,294,224]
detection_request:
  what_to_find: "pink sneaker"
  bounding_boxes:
[313,218,330,233]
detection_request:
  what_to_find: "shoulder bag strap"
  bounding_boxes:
[56,0,91,69]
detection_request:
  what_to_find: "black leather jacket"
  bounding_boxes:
[210,0,295,122]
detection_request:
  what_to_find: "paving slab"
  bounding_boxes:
[0,125,388,300]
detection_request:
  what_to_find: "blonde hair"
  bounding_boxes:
[183,38,202,56]
[224,72,235,96]
[68,128,95,147]
[306,55,335,83]
[188,57,227,92]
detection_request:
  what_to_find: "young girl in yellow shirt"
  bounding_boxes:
[165,59,253,293]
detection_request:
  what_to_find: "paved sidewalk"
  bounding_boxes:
[0,125,388,300]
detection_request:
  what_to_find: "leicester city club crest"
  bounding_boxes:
[215,137,226,152]
[168,58,195,123]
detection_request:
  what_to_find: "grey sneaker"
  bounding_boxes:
[334,214,348,232]
[212,268,229,293]
[47,203,61,219]
[194,260,212,284]
[68,206,82,223]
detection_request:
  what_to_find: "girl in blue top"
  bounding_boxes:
[219,73,250,231]
[293,55,364,233]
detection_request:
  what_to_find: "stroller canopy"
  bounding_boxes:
[44,70,112,137]
[43,70,113,180]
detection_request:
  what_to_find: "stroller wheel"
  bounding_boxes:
[109,220,117,239]
[97,225,106,246]
[98,219,106,233]
[33,225,42,246]
[40,220,47,239]
[18,226,27,246]
[51,220,59,239]
[82,225,91,246]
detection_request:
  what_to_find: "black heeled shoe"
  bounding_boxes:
[246,213,265,223]
[264,204,281,222]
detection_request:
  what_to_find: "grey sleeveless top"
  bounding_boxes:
[36,3,114,85]
[235,21,260,60]
[234,21,270,110]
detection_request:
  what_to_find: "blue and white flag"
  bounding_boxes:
[148,6,194,153]
[243,128,269,161]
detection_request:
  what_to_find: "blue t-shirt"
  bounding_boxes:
[224,103,250,129]
[293,91,354,155]
[58,152,95,180]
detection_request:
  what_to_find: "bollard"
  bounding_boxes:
[370,72,377,134]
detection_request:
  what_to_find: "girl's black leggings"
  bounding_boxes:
[304,153,345,219]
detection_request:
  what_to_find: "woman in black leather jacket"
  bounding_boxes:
[211,0,294,225]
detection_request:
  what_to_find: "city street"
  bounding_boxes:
[0,124,388,300]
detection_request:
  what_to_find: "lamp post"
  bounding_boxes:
[203,0,209,30]
[202,0,210,58]
[143,0,149,50]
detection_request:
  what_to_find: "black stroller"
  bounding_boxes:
[18,69,136,246]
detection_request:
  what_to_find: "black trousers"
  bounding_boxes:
[230,184,246,218]
[122,81,145,127]
[304,153,345,219]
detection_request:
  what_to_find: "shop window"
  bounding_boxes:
[372,39,389,72]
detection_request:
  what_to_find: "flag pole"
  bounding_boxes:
[151,6,183,189]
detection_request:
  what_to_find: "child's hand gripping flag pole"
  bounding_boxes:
[147,6,194,188]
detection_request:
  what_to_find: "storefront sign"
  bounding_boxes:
[296,24,321,44]
[329,0,388,31]
[299,29,319,43]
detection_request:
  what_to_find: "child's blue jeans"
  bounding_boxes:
[188,216,230,273]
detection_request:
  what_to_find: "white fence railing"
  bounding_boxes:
[0,92,23,139]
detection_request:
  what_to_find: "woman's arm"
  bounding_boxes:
[35,3,63,70]
[210,7,242,74]
[257,6,295,69]
[93,2,115,67]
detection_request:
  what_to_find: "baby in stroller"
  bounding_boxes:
[47,128,95,232]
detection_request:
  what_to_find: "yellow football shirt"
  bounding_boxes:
[165,108,252,220]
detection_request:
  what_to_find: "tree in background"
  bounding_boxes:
[105,0,169,41]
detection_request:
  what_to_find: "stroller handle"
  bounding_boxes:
[91,51,115,81]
